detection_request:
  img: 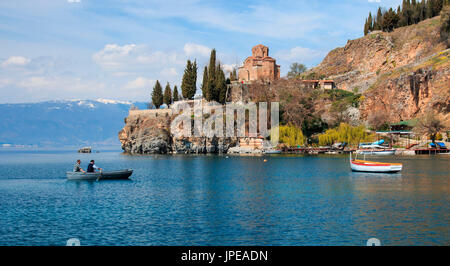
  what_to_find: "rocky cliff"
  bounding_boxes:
[309,16,449,125]
[119,108,238,154]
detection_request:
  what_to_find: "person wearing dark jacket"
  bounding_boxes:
[87,160,102,173]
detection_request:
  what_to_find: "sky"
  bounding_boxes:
[0,0,403,103]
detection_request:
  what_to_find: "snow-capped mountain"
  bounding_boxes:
[0,99,147,146]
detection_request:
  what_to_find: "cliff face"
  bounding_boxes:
[119,109,238,154]
[119,112,172,154]
[309,16,449,125]
[360,50,449,123]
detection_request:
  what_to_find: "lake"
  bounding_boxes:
[0,149,448,246]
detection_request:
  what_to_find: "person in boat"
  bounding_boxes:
[73,160,85,173]
[87,160,103,173]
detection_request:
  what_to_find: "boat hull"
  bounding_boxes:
[356,149,396,155]
[66,169,133,180]
[264,150,282,154]
[350,160,402,173]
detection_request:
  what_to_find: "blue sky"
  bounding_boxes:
[0,0,402,103]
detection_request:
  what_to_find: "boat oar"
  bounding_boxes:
[96,170,102,182]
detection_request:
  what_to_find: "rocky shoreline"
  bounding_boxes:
[119,108,245,154]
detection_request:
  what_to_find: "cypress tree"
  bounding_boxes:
[231,68,238,81]
[426,0,434,18]
[201,66,211,101]
[208,49,217,101]
[432,0,444,16]
[215,64,227,104]
[181,60,192,99]
[382,8,399,31]
[364,18,369,35]
[188,60,197,99]
[368,12,374,31]
[163,82,172,107]
[402,0,409,25]
[412,0,421,23]
[374,7,383,30]
[151,80,163,109]
[173,85,179,102]
[406,0,412,25]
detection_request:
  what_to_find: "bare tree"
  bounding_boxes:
[368,112,389,130]
[414,113,446,144]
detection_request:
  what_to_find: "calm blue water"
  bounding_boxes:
[0,149,448,246]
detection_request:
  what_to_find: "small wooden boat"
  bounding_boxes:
[350,153,402,173]
[356,149,396,155]
[66,169,133,181]
[263,149,282,154]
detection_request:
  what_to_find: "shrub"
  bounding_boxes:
[279,125,305,147]
[318,123,375,146]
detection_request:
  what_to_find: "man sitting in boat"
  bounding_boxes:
[87,160,102,173]
[73,160,85,173]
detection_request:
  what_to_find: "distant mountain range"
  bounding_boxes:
[0,99,148,147]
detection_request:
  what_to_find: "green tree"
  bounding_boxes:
[189,60,198,98]
[173,85,179,102]
[368,12,374,31]
[279,125,305,147]
[364,18,369,35]
[208,49,217,101]
[163,82,172,107]
[441,4,450,42]
[404,0,412,25]
[287,63,307,79]
[231,68,238,81]
[426,0,434,18]
[151,80,163,109]
[201,66,211,100]
[431,0,444,16]
[412,0,420,23]
[382,8,399,31]
[374,7,384,30]
[318,123,375,146]
[215,64,227,104]
[181,60,197,100]
[181,60,192,99]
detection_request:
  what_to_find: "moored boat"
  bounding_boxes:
[356,149,396,155]
[263,149,282,154]
[66,169,133,181]
[350,153,402,173]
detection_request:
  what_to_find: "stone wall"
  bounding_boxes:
[128,109,173,118]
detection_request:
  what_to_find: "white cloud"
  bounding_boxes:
[222,64,236,73]
[92,44,186,74]
[92,44,138,70]
[67,0,81,3]
[124,77,155,89]
[2,56,31,68]
[183,43,211,58]
[159,68,178,79]
[368,0,381,2]
[18,76,54,88]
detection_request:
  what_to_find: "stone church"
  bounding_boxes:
[238,44,280,83]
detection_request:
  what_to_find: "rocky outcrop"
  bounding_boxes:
[119,108,239,154]
[310,17,447,93]
[308,16,449,126]
[360,50,450,124]
[172,136,237,154]
[119,112,172,154]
